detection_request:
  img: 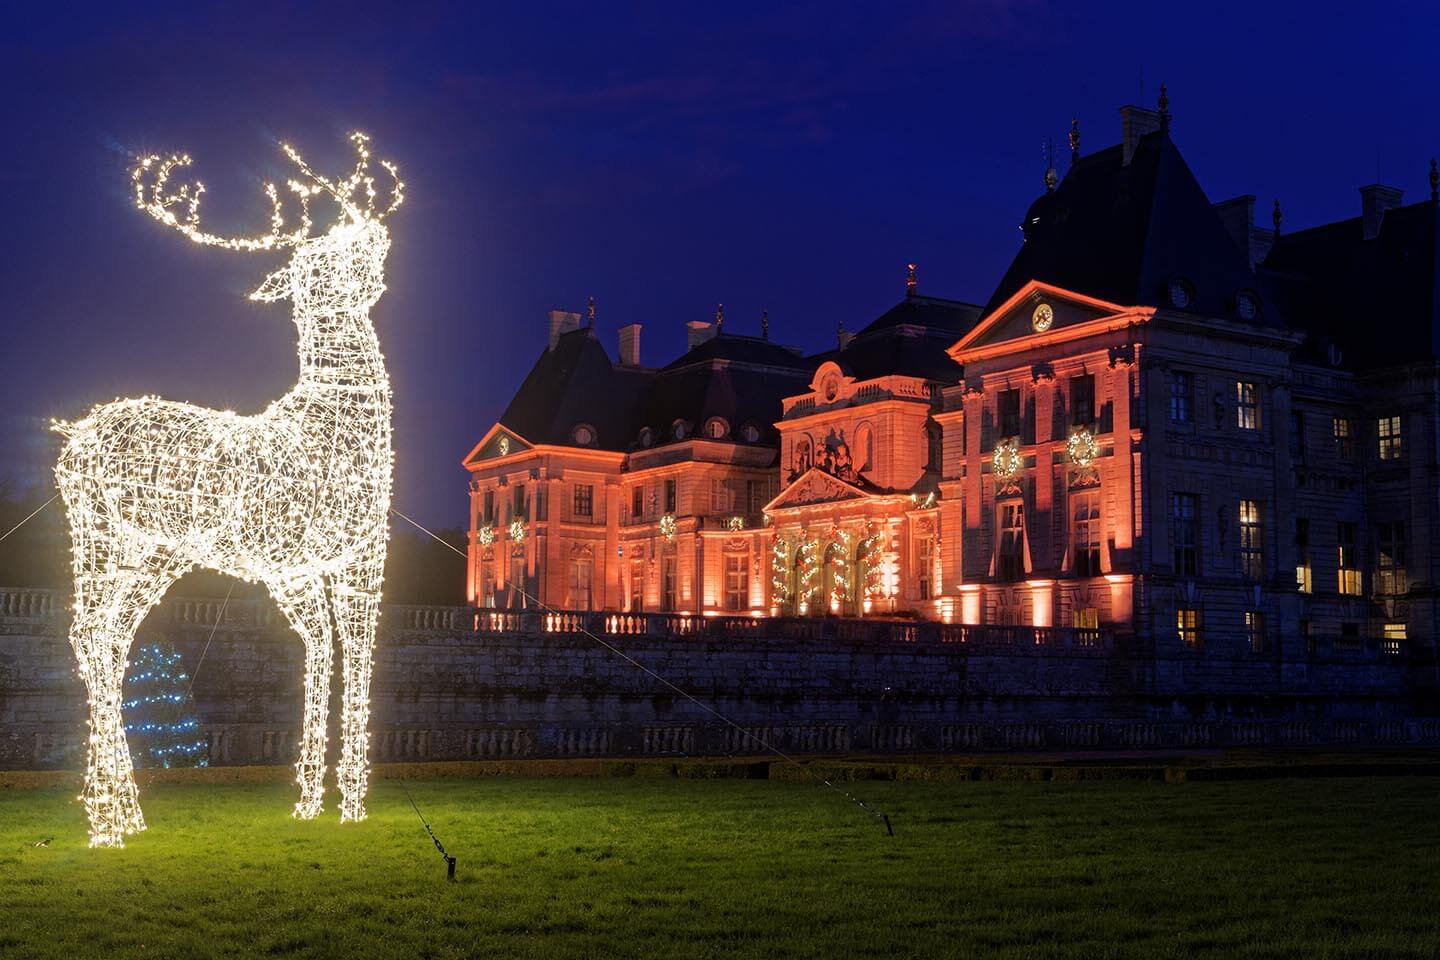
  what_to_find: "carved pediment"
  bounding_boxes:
[462,423,532,467]
[765,467,871,512]
[949,281,1133,362]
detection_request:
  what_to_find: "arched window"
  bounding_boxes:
[671,420,688,441]
[704,417,729,440]
[855,423,875,475]
[571,423,596,446]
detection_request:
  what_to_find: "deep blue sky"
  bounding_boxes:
[2,2,1437,526]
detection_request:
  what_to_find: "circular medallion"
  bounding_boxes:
[1031,302,1054,332]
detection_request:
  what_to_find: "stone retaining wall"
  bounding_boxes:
[0,589,1430,769]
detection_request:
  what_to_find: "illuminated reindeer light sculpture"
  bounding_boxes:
[54,134,403,846]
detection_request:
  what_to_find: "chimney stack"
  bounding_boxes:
[1119,105,1161,165]
[1213,195,1276,267]
[1360,183,1404,240]
[548,309,582,350]
[618,323,642,366]
[686,320,717,351]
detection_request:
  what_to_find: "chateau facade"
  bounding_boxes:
[465,96,1440,662]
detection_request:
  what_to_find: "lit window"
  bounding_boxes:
[1295,518,1312,594]
[1172,493,1199,576]
[1245,610,1266,652]
[567,553,593,610]
[916,535,934,600]
[1236,381,1260,430]
[1337,522,1362,596]
[1071,490,1101,577]
[1376,522,1407,595]
[1332,417,1353,459]
[1073,607,1099,629]
[1169,371,1193,423]
[1377,415,1402,461]
[573,484,593,518]
[997,502,1025,582]
[1239,499,1263,580]
[724,553,749,612]
[1177,608,1202,648]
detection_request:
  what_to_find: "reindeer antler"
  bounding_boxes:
[132,154,314,251]
[281,132,404,225]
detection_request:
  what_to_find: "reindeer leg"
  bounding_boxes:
[331,581,380,823]
[69,559,181,847]
[271,583,333,819]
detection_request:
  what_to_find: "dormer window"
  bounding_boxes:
[571,423,596,446]
[1235,290,1260,321]
[639,427,654,448]
[1167,278,1193,310]
[671,420,689,441]
[740,423,761,443]
[703,417,729,440]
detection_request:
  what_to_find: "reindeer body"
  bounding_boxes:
[56,143,401,847]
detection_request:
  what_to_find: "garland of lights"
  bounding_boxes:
[992,437,1022,479]
[122,642,208,768]
[827,530,853,611]
[659,513,678,541]
[1066,426,1098,466]
[796,537,821,614]
[477,524,495,547]
[508,518,527,543]
[54,132,402,847]
[771,535,795,607]
[857,524,884,600]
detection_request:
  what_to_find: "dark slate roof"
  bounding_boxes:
[984,131,1268,323]
[498,327,652,449]
[642,334,811,447]
[810,296,979,381]
[660,332,807,371]
[1260,199,1440,368]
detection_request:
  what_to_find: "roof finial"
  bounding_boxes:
[586,295,596,328]
[1430,158,1438,202]
[1068,117,1080,165]
[761,309,770,340]
[836,319,846,349]
[1043,137,1057,192]
[906,262,917,297]
[1158,83,1170,132]
[1272,198,1283,237]
[715,302,724,332]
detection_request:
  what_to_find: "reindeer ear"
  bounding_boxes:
[250,266,291,302]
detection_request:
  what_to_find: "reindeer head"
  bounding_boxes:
[132,133,403,311]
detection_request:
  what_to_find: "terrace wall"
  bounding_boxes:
[0,588,1431,769]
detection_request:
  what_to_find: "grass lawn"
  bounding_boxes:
[1,773,1437,958]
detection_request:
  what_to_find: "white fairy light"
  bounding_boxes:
[55,132,403,847]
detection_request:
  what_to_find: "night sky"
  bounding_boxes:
[2,2,1436,527]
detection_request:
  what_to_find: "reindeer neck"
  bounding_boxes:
[294,307,390,389]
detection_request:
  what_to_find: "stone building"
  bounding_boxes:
[466,93,1440,666]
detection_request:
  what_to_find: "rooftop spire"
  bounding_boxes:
[586,295,595,328]
[906,262,917,297]
[714,302,724,333]
[1158,83,1170,132]
[1068,117,1080,165]
[1043,137,1057,192]
[761,310,770,340]
[1431,158,1438,202]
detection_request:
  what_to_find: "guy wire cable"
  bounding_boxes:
[391,507,894,836]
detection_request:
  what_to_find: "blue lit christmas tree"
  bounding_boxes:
[123,640,209,768]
